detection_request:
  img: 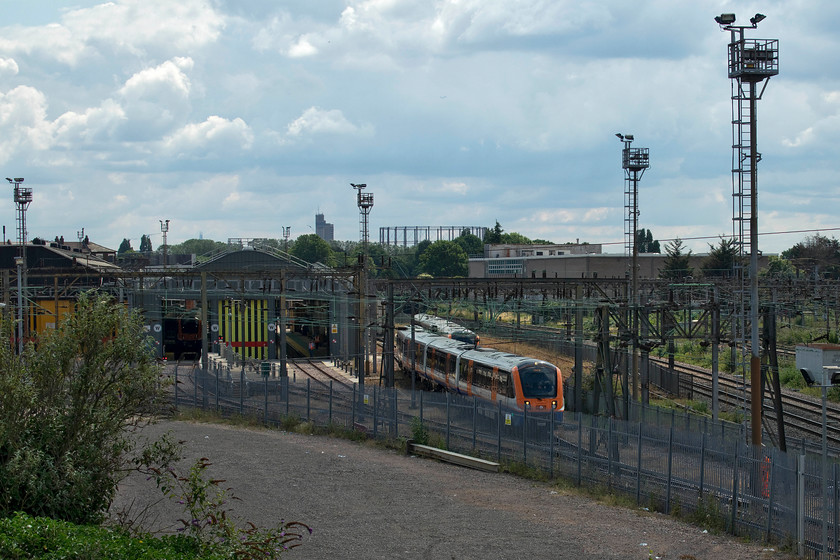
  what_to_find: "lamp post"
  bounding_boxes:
[715,12,778,447]
[14,256,23,355]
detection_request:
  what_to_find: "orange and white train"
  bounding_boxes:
[395,324,564,417]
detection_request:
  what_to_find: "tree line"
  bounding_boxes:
[116,225,840,281]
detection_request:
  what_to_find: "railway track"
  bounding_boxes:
[657,357,840,449]
[465,320,840,450]
[290,358,355,391]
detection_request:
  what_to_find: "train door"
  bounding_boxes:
[490,366,499,401]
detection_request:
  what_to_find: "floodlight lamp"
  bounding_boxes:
[624,134,634,141]
[615,133,624,140]
[5,178,11,183]
[14,178,23,183]
[750,13,766,25]
[715,13,736,25]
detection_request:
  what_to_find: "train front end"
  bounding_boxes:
[513,360,564,420]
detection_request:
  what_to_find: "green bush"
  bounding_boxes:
[0,511,215,559]
[0,291,172,525]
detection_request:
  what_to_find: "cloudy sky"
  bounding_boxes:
[0,0,837,255]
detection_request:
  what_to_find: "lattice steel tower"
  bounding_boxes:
[716,12,778,447]
[351,183,374,252]
[617,134,649,403]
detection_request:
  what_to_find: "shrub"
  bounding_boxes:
[0,291,171,525]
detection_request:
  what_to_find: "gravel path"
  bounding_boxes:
[111,420,795,560]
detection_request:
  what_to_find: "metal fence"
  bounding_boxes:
[172,362,838,559]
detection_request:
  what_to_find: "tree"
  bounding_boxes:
[781,234,840,279]
[117,238,133,254]
[0,291,170,524]
[484,221,504,244]
[700,237,740,278]
[636,229,660,253]
[139,234,153,253]
[290,234,335,266]
[454,230,483,256]
[761,255,795,279]
[413,239,433,275]
[419,240,468,277]
[168,238,227,257]
[500,231,532,244]
[659,238,693,281]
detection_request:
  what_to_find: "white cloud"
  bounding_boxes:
[51,99,126,147]
[0,57,19,76]
[286,107,370,137]
[120,58,194,102]
[0,86,52,164]
[289,36,318,58]
[0,0,224,66]
[163,116,254,156]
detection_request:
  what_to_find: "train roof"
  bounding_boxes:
[413,314,475,336]
[399,327,556,370]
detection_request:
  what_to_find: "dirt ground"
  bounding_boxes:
[110,419,796,560]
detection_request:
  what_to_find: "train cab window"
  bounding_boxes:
[518,363,557,398]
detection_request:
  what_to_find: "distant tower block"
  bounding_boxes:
[315,213,334,242]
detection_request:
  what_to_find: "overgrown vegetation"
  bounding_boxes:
[0,291,311,558]
[0,291,171,525]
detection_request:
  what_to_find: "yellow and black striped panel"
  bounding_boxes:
[217,299,270,360]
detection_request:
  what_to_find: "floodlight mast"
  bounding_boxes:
[617,134,649,405]
[7,177,30,352]
[715,13,778,449]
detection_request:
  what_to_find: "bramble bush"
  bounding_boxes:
[0,291,173,525]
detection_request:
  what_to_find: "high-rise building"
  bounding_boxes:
[315,213,334,242]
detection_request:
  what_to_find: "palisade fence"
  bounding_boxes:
[171,362,838,559]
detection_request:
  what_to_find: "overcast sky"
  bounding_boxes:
[0,0,837,255]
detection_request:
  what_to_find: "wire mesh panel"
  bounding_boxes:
[174,365,840,558]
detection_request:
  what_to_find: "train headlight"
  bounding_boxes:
[552,400,557,408]
[524,400,530,407]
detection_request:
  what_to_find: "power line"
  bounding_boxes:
[599,226,840,247]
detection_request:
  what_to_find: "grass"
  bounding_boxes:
[0,512,219,560]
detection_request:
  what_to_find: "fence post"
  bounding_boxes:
[352,384,356,428]
[765,449,775,543]
[329,381,333,425]
[577,411,583,486]
[636,422,643,504]
[497,399,502,464]
[798,454,805,557]
[472,397,478,451]
[523,406,528,465]
[285,375,289,417]
[373,386,379,439]
[174,365,179,410]
[550,408,555,479]
[194,365,198,408]
[607,418,613,490]
[302,378,308,421]
[666,425,674,514]
[730,443,740,535]
[393,388,398,438]
[446,392,451,450]
[699,431,706,497]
